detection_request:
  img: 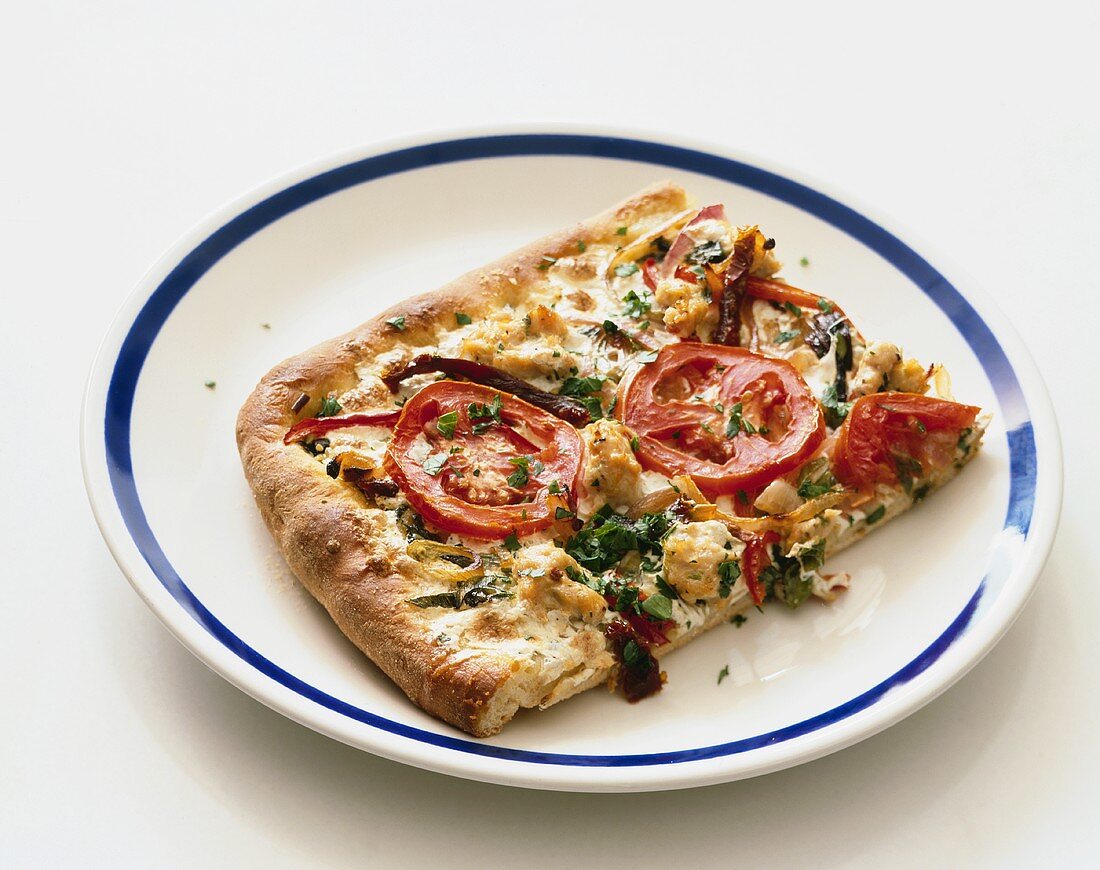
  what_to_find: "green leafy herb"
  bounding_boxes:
[797,460,838,500]
[622,288,652,318]
[317,395,342,418]
[468,393,503,434]
[717,560,742,598]
[817,297,832,313]
[554,507,575,520]
[548,480,563,495]
[686,240,726,265]
[655,575,679,600]
[641,593,673,621]
[558,376,605,397]
[565,505,680,572]
[726,402,757,437]
[436,411,458,439]
[774,330,800,345]
[630,435,640,452]
[615,262,639,278]
[503,531,520,552]
[731,614,748,628]
[506,455,543,488]
[801,256,811,267]
[203,380,216,390]
[455,312,472,326]
[537,256,557,270]
[865,505,886,525]
[422,452,448,476]
[577,240,587,252]
[386,316,406,331]
[784,301,801,317]
[616,225,629,235]
[717,665,730,685]
[820,384,853,428]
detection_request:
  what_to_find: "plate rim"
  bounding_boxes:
[81,124,1063,792]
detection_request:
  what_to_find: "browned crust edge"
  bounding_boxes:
[236,181,691,736]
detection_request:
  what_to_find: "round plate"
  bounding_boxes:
[82,128,1062,792]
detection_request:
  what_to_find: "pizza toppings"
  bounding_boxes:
[618,343,825,495]
[283,409,402,445]
[833,392,981,490]
[604,619,665,702]
[381,354,591,427]
[383,381,582,539]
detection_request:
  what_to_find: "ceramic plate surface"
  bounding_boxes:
[82,129,1061,792]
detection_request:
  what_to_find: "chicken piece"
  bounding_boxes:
[654,276,716,339]
[459,305,577,381]
[513,544,606,622]
[579,420,646,510]
[662,520,746,602]
[849,341,902,398]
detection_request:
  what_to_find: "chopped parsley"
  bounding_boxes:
[725,402,756,437]
[565,504,680,573]
[865,505,886,524]
[422,452,448,476]
[455,312,472,326]
[731,614,748,628]
[616,226,629,235]
[468,393,503,434]
[717,560,742,598]
[435,411,458,439]
[622,639,644,668]
[548,480,563,494]
[558,375,604,422]
[622,288,652,318]
[630,435,640,452]
[317,394,342,417]
[641,593,673,621]
[784,301,801,317]
[615,262,639,278]
[685,240,726,265]
[774,330,800,345]
[537,256,557,270]
[717,665,730,685]
[817,297,832,313]
[577,240,587,252]
[385,316,406,331]
[820,384,853,428]
[800,256,811,267]
[635,349,659,364]
[506,455,543,488]
[503,531,520,552]
[203,380,216,390]
[797,460,838,499]
[554,507,575,520]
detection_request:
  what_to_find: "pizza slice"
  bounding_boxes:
[237,182,986,736]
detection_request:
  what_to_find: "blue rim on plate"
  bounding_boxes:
[104,134,1036,767]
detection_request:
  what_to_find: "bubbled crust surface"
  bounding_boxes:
[236,182,691,736]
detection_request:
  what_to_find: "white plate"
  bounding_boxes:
[82,128,1062,792]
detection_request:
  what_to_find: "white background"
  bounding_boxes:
[2,1,1098,867]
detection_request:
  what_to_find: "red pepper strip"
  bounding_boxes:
[283,410,401,445]
[736,530,778,605]
[642,257,660,292]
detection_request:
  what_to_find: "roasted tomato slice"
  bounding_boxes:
[833,393,980,489]
[618,343,825,495]
[383,382,582,540]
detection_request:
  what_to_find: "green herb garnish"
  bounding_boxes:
[386,316,406,331]
[317,395,342,417]
[865,505,886,525]
[615,262,639,278]
[717,665,730,685]
[717,560,742,598]
[455,312,472,326]
[422,452,448,476]
[436,411,458,439]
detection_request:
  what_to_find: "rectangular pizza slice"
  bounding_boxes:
[237,182,986,736]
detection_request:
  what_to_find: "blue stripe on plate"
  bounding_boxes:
[104,134,1037,766]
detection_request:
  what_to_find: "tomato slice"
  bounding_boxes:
[383,382,582,540]
[833,393,980,489]
[618,343,825,495]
